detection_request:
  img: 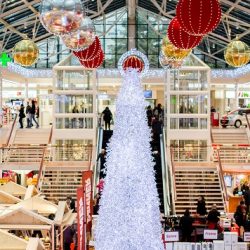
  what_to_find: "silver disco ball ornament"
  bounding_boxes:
[61,16,96,51]
[40,0,84,35]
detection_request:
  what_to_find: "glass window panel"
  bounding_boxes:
[117,39,128,54]
[170,118,178,129]
[200,118,208,129]
[104,25,117,38]
[105,39,116,54]
[104,54,116,68]
[55,95,93,113]
[170,95,177,113]
[148,39,159,54]
[117,25,127,38]
[56,117,93,129]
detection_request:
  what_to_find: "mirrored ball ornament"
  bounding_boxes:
[12,40,39,67]
[40,0,83,35]
[61,16,95,51]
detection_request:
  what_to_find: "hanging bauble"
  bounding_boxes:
[162,37,191,61]
[40,0,83,35]
[61,16,95,51]
[168,17,203,49]
[123,55,144,73]
[80,49,104,68]
[224,39,250,67]
[176,0,221,36]
[12,40,39,66]
[73,36,101,61]
[159,51,183,70]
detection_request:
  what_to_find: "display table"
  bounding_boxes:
[229,196,243,213]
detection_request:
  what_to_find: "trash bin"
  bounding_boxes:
[211,112,219,127]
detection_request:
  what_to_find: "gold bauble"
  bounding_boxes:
[13,40,39,66]
[224,39,250,67]
[162,37,191,60]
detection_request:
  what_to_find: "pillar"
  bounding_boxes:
[128,0,136,50]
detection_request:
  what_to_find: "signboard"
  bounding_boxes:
[77,187,85,250]
[204,229,218,240]
[244,232,250,242]
[165,231,179,242]
[82,171,93,234]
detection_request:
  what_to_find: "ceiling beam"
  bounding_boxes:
[0,18,26,39]
[220,0,250,14]
[0,0,40,19]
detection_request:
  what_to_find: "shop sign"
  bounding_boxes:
[244,232,250,242]
[77,187,85,250]
[165,231,179,242]
[204,229,218,240]
[82,171,93,234]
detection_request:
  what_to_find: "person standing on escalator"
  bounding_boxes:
[102,107,113,130]
[19,104,25,129]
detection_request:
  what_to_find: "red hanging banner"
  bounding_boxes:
[82,170,93,235]
[77,187,85,250]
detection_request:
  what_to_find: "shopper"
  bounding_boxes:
[244,186,250,213]
[97,149,106,178]
[25,102,31,128]
[63,225,75,250]
[196,195,207,216]
[66,196,76,212]
[146,105,153,126]
[93,192,101,215]
[19,104,25,129]
[72,105,79,128]
[234,200,246,228]
[102,107,112,130]
[207,204,220,229]
[179,209,193,242]
[30,100,39,128]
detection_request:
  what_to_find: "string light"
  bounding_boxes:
[6,62,250,80]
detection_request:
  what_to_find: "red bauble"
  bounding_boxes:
[123,56,144,72]
[80,49,104,68]
[73,36,101,60]
[176,0,221,35]
[168,17,203,49]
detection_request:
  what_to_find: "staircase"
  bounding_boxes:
[13,128,51,145]
[174,166,225,215]
[212,128,249,145]
[41,169,83,202]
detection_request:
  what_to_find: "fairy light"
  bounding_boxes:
[176,0,221,36]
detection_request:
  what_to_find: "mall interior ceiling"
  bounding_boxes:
[0,0,250,68]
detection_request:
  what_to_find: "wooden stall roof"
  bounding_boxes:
[0,229,27,250]
[0,190,21,205]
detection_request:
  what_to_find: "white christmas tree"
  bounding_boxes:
[95,69,164,250]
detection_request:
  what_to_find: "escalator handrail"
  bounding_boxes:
[160,132,171,216]
[5,113,17,146]
[92,126,104,199]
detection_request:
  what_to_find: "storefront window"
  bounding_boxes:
[55,95,93,113]
[56,71,92,90]
[56,117,93,129]
[171,140,207,162]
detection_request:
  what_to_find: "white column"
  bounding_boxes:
[25,79,29,99]
[235,81,239,109]
[128,0,136,50]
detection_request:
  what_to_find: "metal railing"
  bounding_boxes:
[217,146,250,163]
[92,127,103,198]
[5,114,17,146]
[169,147,176,208]
[216,149,229,212]
[171,145,209,162]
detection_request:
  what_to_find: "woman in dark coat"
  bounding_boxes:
[102,107,112,130]
[180,209,193,242]
[196,195,207,215]
[19,104,25,129]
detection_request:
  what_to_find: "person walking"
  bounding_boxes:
[207,204,220,229]
[102,107,112,130]
[63,225,75,250]
[146,105,153,126]
[19,104,25,129]
[30,100,39,128]
[234,200,247,229]
[196,195,207,216]
[25,102,31,128]
[180,209,193,242]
